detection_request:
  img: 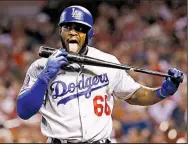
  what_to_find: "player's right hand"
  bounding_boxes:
[42,49,68,80]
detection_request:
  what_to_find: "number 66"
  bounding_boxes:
[93,95,111,116]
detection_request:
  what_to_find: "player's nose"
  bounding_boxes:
[69,29,78,36]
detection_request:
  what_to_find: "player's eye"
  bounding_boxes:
[74,25,89,33]
[63,24,72,30]
[74,26,85,33]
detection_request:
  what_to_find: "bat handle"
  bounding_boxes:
[133,68,169,77]
[133,68,183,83]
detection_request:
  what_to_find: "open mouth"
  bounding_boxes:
[67,39,79,44]
[67,39,79,53]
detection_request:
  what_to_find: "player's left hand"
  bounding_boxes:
[40,49,68,82]
[157,68,184,99]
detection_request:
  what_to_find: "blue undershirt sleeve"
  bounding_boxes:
[17,72,49,120]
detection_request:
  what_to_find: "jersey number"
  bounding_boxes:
[93,95,111,116]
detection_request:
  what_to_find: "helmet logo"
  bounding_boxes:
[71,8,84,20]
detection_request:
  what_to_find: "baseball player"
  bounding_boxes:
[17,6,184,143]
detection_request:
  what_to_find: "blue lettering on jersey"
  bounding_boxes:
[50,73,109,105]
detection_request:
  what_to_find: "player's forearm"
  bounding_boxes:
[17,72,49,120]
[125,86,162,106]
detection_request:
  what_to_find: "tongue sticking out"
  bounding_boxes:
[68,43,79,53]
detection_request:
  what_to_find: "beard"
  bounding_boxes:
[60,36,67,51]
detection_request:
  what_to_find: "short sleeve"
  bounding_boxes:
[113,69,141,100]
[108,57,141,100]
[19,59,46,95]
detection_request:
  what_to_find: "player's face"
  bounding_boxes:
[60,22,89,54]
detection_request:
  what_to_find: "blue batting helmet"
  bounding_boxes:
[59,6,94,42]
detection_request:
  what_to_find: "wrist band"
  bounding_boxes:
[156,88,167,99]
[39,71,51,85]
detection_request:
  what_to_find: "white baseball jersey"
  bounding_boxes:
[19,46,141,142]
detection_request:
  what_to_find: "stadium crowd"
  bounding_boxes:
[0,0,187,143]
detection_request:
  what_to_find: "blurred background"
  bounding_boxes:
[0,0,187,143]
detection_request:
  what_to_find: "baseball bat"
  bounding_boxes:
[38,46,180,80]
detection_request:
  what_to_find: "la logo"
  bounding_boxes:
[71,8,84,20]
